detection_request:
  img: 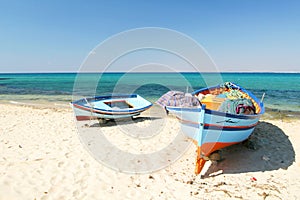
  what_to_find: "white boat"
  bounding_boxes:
[71,94,152,121]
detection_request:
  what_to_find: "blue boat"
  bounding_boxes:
[165,82,265,174]
[71,94,152,121]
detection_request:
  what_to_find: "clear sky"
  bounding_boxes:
[0,0,299,72]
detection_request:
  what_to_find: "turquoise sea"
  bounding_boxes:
[1,73,300,116]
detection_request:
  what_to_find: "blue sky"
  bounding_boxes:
[0,0,299,72]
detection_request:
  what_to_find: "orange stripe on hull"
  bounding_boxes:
[194,141,239,175]
[201,141,239,156]
[192,140,239,156]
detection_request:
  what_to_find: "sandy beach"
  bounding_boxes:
[0,103,299,200]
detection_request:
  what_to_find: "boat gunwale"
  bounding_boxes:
[191,82,265,115]
[176,116,259,131]
[71,94,153,115]
[166,106,262,120]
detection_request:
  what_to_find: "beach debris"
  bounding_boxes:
[186,180,193,185]
[148,175,154,179]
[18,144,22,148]
[262,155,270,161]
[222,190,232,197]
[259,192,269,199]
[209,152,221,161]
[98,118,108,124]
[209,169,224,177]
[250,177,257,182]
[214,182,227,187]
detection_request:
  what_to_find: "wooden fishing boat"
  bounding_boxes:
[71,94,152,121]
[165,82,265,174]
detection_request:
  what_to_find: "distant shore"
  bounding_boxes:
[1,71,300,74]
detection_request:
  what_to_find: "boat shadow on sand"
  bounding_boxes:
[86,116,163,128]
[205,121,295,176]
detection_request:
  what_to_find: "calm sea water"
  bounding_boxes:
[0,73,300,112]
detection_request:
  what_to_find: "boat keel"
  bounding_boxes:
[195,147,207,175]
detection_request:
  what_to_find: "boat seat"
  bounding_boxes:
[200,95,225,110]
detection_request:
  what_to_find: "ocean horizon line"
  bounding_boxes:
[1,71,300,74]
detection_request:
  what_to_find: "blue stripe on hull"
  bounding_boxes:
[180,123,254,143]
[205,109,260,120]
[168,107,260,127]
[203,128,255,143]
[166,105,260,144]
[203,113,259,128]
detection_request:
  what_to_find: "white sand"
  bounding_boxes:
[0,103,299,199]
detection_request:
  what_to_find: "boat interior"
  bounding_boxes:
[194,85,261,115]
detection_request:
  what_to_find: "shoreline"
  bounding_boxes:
[1,99,300,121]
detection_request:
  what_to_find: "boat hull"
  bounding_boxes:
[71,94,152,120]
[165,82,264,174]
[166,106,260,156]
